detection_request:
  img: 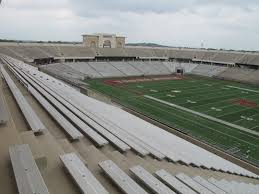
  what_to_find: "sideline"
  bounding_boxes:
[226,85,259,93]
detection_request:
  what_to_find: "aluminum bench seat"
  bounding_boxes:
[20,69,130,151]
[176,173,213,194]
[130,165,176,194]
[155,169,197,194]
[1,67,46,133]
[23,73,108,146]
[9,144,49,194]
[0,89,8,124]
[99,160,148,194]
[60,153,109,194]
[28,86,83,140]
[193,176,227,194]
[208,178,242,194]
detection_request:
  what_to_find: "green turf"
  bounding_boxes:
[86,75,259,166]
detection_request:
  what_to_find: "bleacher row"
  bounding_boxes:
[41,61,180,78]
[216,68,259,85]
[41,61,259,85]
[0,64,8,124]
[1,66,46,133]
[1,55,258,178]
[1,44,259,66]
[41,61,225,79]
[9,144,259,194]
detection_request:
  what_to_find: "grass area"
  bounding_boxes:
[86,75,259,166]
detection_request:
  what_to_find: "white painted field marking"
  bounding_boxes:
[141,98,258,145]
[203,104,232,113]
[171,90,181,93]
[241,91,249,94]
[150,89,158,92]
[222,87,230,90]
[226,85,259,93]
[205,84,213,86]
[137,85,143,88]
[233,114,256,123]
[211,107,222,112]
[240,116,255,121]
[166,94,175,98]
[187,100,197,104]
[144,95,259,137]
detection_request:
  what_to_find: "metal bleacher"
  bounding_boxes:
[3,55,259,179]
[99,160,148,194]
[109,61,142,76]
[128,61,159,75]
[39,60,259,86]
[130,165,176,194]
[28,77,131,152]
[88,61,124,77]
[193,176,227,194]
[216,67,259,84]
[0,85,8,124]
[42,63,85,80]
[156,169,259,194]
[18,69,108,146]
[1,66,46,133]
[1,54,259,194]
[9,59,130,151]
[190,64,223,77]
[9,144,50,194]
[208,177,259,194]
[65,62,103,78]
[144,61,171,75]
[155,169,197,194]
[176,173,214,194]
[60,153,109,194]
[28,86,83,140]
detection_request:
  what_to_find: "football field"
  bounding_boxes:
[86,75,259,166]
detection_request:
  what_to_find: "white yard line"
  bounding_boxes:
[141,97,258,146]
[251,124,259,130]
[144,95,259,137]
[226,85,259,93]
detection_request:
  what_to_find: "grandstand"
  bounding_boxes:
[191,64,228,77]
[109,61,143,76]
[1,40,259,194]
[1,43,259,66]
[40,61,259,85]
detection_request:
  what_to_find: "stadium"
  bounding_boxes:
[0,31,259,194]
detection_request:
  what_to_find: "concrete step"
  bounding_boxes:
[20,131,47,170]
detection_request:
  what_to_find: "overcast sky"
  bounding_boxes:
[0,0,259,50]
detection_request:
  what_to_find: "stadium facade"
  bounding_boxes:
[82,33,126,48]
